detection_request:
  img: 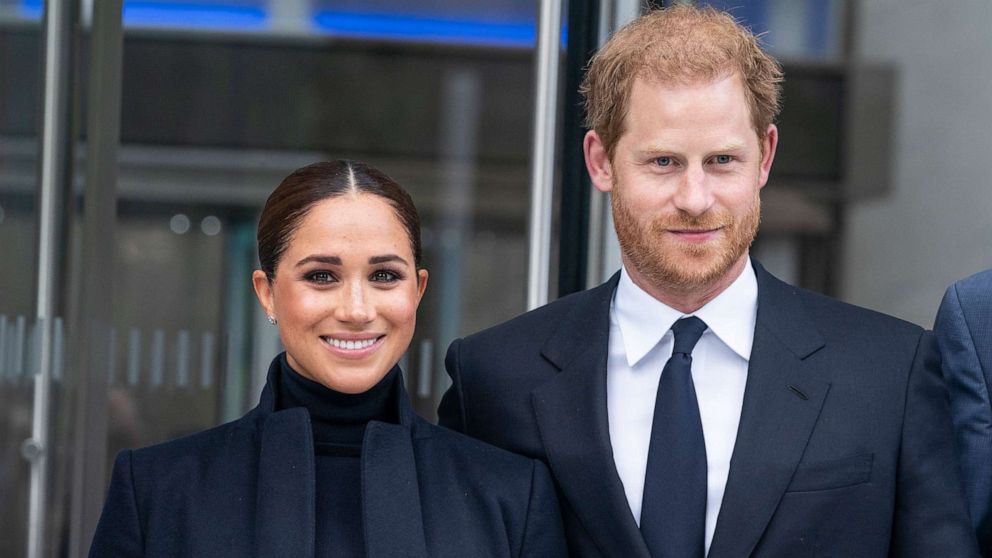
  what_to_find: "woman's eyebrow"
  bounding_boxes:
[295,255,342,267]
[369,254,408,266]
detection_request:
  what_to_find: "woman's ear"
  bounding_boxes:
[252,270,275,319]
[416,269,429,303]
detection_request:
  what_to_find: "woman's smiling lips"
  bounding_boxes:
[320,334,386,358]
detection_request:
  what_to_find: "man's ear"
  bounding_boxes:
[584,130,615,193]
[758,124,779,189]
[252,270,275,319]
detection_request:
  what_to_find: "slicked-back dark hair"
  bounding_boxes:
[257,160,423,281]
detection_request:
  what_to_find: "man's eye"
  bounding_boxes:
[654,156,672,167]
[714,155,733,164]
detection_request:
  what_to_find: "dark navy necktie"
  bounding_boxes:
[640,316,708,558]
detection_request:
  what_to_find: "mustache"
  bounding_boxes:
[650,212,732,231]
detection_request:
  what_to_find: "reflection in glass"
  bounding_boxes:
[0,5,42,553]
[102,0,537,475]
[2,0,541,551]
[699,0,843,60]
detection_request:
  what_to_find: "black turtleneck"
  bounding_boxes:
[276,354,400,558]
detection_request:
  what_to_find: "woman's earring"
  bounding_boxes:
[267,315,277,325]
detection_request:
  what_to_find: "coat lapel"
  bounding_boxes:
[708,262,830,557]
[254,406,316,557]
[532,274,651,558]
[362,388,429,558]
[252,359,429,558]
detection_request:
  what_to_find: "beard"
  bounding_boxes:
[612,188,760,293]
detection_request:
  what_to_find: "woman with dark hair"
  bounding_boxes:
[89,161,566,557]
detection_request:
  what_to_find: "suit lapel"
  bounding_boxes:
[254,407,316,557]
[708,262,830,557]
[362,394,429,558]
[532,274,651,558]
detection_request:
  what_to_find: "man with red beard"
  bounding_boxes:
[439,5,979,557]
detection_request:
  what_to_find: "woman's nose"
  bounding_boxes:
[336,281,375,323]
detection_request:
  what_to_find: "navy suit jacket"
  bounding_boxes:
[89,358,566,557]
[935,268,992,555]
[439,260,978,557]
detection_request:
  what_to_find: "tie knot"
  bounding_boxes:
[671,316,707,356]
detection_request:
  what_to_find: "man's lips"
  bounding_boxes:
[669,227,722,242]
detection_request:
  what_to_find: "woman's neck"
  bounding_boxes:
[276,354,399,445]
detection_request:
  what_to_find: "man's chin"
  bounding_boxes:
[650,251,742,292]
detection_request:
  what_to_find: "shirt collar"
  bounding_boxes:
[613,258,758,367]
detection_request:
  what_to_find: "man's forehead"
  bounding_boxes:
[635,65,740,89]
[621,72,758,137]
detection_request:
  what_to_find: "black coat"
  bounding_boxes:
[89,359,567,557]
[439,259,979,557]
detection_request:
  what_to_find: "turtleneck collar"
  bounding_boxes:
[276,353,400,447]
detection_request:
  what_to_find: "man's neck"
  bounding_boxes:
[623,255,749,314]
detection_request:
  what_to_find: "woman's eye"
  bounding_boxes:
[654,156,672,167]
[307,271,334,284]
[371,269,400,283]
[714,154,733,164]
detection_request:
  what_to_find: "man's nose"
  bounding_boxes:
[671,164,713,217]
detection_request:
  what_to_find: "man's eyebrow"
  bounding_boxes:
[369,254,409,266]
[295,255,342,267]
[637,142,748,155]
[637,145,678,155]
[710,142,747,152]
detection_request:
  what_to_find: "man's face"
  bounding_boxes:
[585,73,777,297]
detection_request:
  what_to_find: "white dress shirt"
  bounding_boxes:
[607,258,757,554]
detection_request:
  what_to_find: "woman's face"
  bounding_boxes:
[253,193,428,394]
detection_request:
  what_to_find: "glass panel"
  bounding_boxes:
[116,0,539,46]
[109,209,231,448]
[0,3,43,553]
[698,0,844,60]
[123,0,269,30]
[3,0,43,20]
[102,0,539,472]
[312,0,537,46]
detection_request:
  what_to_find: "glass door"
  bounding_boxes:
[0,1,65,556]
[0,0,563,555]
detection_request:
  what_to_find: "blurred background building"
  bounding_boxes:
[0,0,989,556]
